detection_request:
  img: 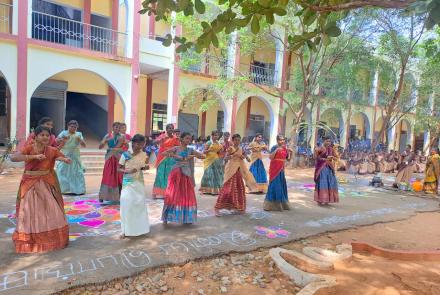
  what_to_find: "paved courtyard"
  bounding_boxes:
[0,166,438,295]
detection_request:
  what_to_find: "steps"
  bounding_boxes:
[81,149,106,175]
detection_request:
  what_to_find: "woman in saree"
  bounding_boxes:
[393,145,416,188]
[162,132,205,224]
[152,124,180,198]
[11,126,71,253]
[119,134,150,238]
[56,120,86,195]
[423,148,440,195]
[98,122,123,202]
[119,123,132,152]
[215,134,257,216]
[264,135,292,211]
[26,117,60,148]
[314,137,339,205]
[200,130,224,195]
[247,133,268,193]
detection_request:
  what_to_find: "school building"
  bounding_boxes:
[0,0,433,152]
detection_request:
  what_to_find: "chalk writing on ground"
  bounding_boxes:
[0,230,255,292]
[305,202,428,227]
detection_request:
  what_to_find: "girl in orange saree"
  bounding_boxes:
[11,126,71,253]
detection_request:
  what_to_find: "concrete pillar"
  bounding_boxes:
[16,0,29,145]
[166,13,181,125]
[12,0,18,35]
[387,125,396,151]
[228,32,240,133]
[274,38,284,88]
[310,106,318,148]
[339,111,347,148]
[128,0,141,134]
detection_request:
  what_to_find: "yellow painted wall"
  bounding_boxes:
[152,79,168,104]
[351,113,365,135]
[285,109,294,137]
[140,14,149,37]
[0,0,11,33]
[235,97,270,137]
[156,21,170,37]
[136,76,148,134]
[114,94,124,122]
[52,0,83,10]
[51,70,108,95]
[321,110,340,128]
[254,49,276,64]
[49,1,111,16]
[92,0,112,16]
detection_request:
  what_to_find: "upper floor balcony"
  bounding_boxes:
[179,52,228,77]
[0,3,12,34]
[31,10,127,58]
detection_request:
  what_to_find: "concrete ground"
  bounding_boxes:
[0,165,438,295]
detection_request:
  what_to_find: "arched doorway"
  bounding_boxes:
[29,69,125,146]
[236,96,273,144]
[350,112,371,140]
[319,108,343,143]
[396,119,411,152]
[0,72,11,146]
[178,88,226,139]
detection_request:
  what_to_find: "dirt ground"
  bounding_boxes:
[57,211,440,295]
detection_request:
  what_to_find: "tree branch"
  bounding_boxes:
[301,0,416,12]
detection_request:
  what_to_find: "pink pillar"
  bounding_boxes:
[16,0,28,146]
[145,78,153,135]
[245,97,252,130]
[83,0,91,49]
[148,4,156,39]
[171,25,182,123]
[130,0,142,134]
[107,87,115,131]
[111,0,119,54]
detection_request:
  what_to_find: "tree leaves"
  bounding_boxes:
[325,25,342,37]
[194,0,206,14]
[251,15,261,34]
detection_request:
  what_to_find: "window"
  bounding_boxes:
[152,103,167,132]
[217,111,224,131]
[90,14,112,53]
[32,0,83,46]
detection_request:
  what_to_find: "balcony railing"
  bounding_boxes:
[248,64,278,87]
[179,53,228,77]
[0,3,12,34]
[32,11,127,57]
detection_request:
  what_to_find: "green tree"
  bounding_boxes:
[415,27,440,150]
[141,0,438,53]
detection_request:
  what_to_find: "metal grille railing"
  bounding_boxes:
[0,3,12,34]
[32,11,127,57]
[248,64,278,87]
[179,53,228,77]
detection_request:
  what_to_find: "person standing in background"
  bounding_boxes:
[56,120,86,195]
[98,122,123,202]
